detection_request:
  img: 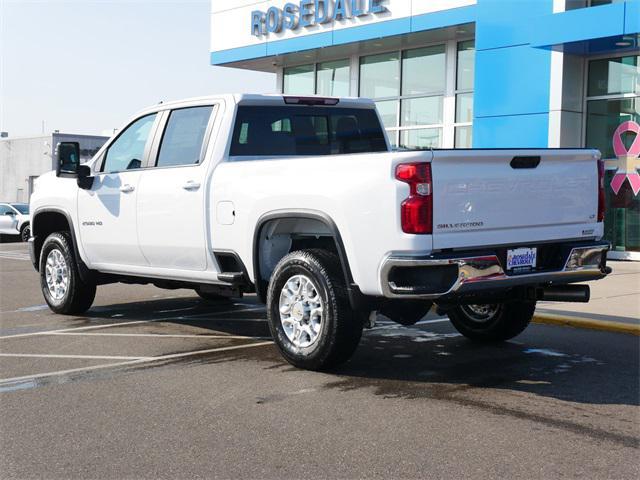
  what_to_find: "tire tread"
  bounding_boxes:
[40,232,96,315]
[266,248,362,370]
[448,301,535,342]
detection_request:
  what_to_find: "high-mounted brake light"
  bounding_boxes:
[395,162,433,234]
[283,96,340,106]
[597,158,605,222]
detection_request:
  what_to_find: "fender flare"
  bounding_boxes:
[31,207,92,282]
[252,209,359,305]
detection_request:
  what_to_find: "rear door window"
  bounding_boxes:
[156,106,214,167]
[230,106,387,156]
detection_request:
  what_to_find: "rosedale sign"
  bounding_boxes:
[251,0,389,36]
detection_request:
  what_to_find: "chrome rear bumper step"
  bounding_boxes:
[380,241,610,299]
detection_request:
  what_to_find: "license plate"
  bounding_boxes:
[506,247,537,271]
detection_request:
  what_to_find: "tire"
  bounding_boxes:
[39,232,96,315]
[266,249,363,371]
[195,289,231,302]
[20,223,30,243]
[447,300,536,342]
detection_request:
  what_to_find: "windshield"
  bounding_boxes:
[11,203,29,214]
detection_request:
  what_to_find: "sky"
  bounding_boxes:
[0,0,276,137]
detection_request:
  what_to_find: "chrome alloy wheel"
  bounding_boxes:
[45,248,69,301]
[461,304,501,323]
[279,274,324,348]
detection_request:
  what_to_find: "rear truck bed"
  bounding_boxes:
[381,149,609,301]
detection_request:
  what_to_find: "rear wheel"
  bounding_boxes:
[39,232,96,315]
[266,249,363,371]
[20,223,30,242]
[447,301,536,342]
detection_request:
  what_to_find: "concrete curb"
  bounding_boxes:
[533,313,640,336]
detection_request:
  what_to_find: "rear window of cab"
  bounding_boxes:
[230,106,387,157]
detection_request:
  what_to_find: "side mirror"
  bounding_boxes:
[56,142,81,177]
[77,164,94,190]
[4,211,15,216]
[55,142,94,189]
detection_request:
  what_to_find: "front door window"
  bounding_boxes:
[102,114,157,173]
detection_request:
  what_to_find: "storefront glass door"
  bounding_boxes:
[585,54,640,254]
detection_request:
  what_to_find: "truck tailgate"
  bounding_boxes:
[430,149,600,250]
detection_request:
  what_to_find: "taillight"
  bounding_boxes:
[597,158,605,222]
[395,162,432,234]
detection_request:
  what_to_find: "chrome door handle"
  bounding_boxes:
[120,184,135,193]
[182,181,201,191]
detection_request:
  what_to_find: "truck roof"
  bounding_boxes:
[134,94,376,117]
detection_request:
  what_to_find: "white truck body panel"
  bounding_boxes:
[211,151,436,296]
[77,170,146,266]
[430,149,603,250]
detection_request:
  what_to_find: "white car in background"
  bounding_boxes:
[0,203,31,242]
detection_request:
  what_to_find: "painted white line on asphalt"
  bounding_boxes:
[156,306,198,313]
[416,318,450,325]
[17,305,49,312]
[183,307,266,318]
[0,353,151,361]
[0,320,153,340]
[0,252,30,261]
[368,318,450,332]
[0,305,267,340]
[45,332,272,340]
[0,341,274,386]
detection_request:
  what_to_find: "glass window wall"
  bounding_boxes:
[316,59,350,97]
[360,52,400,99]
[283,64,315,95]
[283,40,475,150]
[284,60,351,97]
[586,54,640,254]
[454,40,475,148]
[360,45,448,149]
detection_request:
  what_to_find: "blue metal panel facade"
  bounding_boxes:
[211,0,640,149]
[473,0,554,147]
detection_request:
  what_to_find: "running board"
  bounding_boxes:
[217,272,245,284]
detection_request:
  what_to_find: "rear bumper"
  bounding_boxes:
[380,241,610,299]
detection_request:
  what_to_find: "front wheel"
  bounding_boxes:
[266,249,363,371]
[447,300,536,342]
[39,232,96,315]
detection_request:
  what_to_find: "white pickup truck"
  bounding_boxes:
[29,94,610,370]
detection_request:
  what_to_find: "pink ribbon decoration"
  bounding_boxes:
[611,121,640,196]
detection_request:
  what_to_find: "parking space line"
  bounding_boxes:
[44,332,272,340]
[180,307,265,319]
[0,341,274,387]
[416,318,450,325]
[0,353,151,360]
[368,318,449,331]
[0,320,154,340]
[0,306,267,340]
[0,252,30,261]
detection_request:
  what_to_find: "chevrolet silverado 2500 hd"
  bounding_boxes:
[29,94,610,370]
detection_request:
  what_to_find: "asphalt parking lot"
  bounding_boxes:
[1,242,639,479]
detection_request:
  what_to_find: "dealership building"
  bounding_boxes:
[211,0,640,259]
